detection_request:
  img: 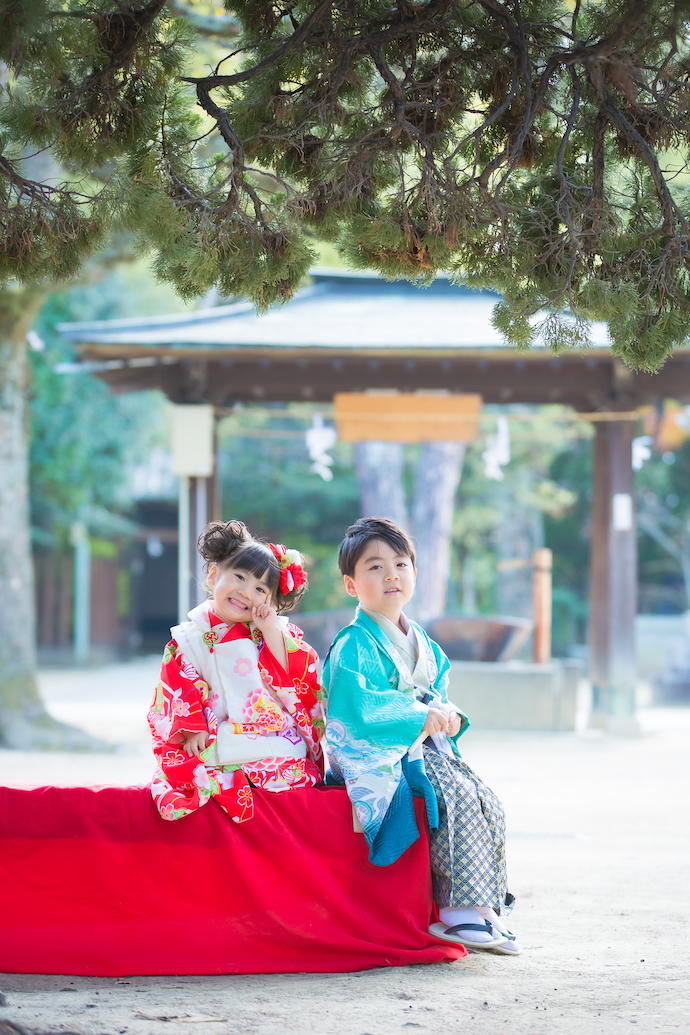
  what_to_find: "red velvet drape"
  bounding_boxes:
[0,784,464,975]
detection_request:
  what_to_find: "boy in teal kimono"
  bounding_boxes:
[323,517,520,954]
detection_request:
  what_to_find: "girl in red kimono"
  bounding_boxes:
[148,520,324,823]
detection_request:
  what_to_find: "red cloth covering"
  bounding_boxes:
[0,783,464,975]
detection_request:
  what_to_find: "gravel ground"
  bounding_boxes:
[0,659,688,1035]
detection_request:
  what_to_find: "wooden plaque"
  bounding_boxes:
[334,392,482,443]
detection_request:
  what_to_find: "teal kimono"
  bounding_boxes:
[323,607,468,866]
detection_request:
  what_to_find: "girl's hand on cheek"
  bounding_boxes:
[252,603,278,632]
[253,602,288,670]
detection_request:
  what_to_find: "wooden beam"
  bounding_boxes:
[77,348,690,409]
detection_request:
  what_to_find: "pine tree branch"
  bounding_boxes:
[590,68,687,236]
[555,69,583,306]
[591,108,607,241]
[179,0,336,87]
[94,0,168,76]
[572,0,653,62]
[4,0,690,361]
[166,1,240,39]
[0,157,92,209]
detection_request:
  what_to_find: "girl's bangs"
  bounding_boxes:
[230,542,280,591]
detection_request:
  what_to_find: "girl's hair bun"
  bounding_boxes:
[198,520,251,565]
[196,520,308,613]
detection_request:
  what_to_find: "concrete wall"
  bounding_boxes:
[446,659,583,732]
[635,612,690,680]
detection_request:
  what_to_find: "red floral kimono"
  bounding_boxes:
[148,602,324,823]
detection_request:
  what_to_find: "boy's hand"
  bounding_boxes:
[423,708,449,736]
[182,731,209,757]
[447,711,462,737]
[252,602,279,633]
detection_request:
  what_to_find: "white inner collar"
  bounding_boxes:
[398,611,416,644]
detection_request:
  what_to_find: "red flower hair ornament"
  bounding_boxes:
[269,543,307,595]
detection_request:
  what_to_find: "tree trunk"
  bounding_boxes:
[353,440,465,624]
[494,476,545,619]
[0,284,103,750]
[460,548,477,615]
[353,442,408,529]
[411,442,465,623]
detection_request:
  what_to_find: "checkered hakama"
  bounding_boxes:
[423,747,512,912]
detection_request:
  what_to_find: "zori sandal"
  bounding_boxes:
[428,920,508,950]
[487,929,523,955]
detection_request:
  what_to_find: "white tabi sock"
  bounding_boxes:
[438,906,495,944]
[477,906,522,951]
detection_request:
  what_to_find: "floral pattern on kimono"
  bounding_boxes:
[149,605,324,824]
[323,607,466,856]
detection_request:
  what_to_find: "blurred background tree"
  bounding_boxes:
[450,408,589,653]
[634,414,690,613]
[0,261,185,746]
[30,276,171,546]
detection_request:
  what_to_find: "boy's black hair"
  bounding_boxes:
[338,517,416,577]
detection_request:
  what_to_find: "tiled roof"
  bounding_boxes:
[58,269,610,351]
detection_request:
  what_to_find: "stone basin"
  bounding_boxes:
[426,615,533,662]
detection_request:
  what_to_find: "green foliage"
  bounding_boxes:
[544,421,690,631]
[544,438,593,650]
[634,433,690,612]
[29,271,170,544]
[4,0,690,359]
[453,409,590,649]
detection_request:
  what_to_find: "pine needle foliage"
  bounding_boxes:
[4,0,690,362]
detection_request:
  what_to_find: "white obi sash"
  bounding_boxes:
[171,604,306,766]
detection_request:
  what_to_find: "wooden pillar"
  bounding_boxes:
[532,548,552,664]
[178,475,191,622]
[589,420,639,733]
[72,516,91,663]
[188,476,205,609]
[189,474,220,607]
[172,404,217,622]
[207,424,222,525]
